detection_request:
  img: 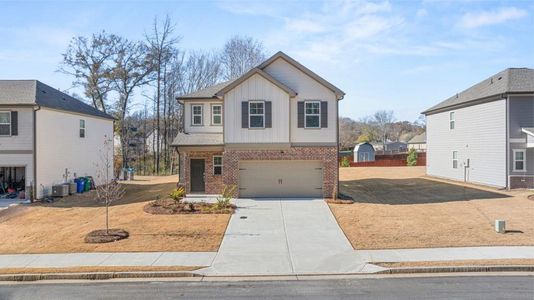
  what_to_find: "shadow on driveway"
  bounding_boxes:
[340,178,510,205]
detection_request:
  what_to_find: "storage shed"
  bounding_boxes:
[353,142,375,162]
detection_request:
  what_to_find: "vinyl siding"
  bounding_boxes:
[184,100,223,133]
[35,108,114,198]
[426,99,507,187]
[0,106,33,150]
[508,95,534,175]
[224,73,290,144]
[263,58,337,144]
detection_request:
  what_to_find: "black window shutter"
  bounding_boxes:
[11,111,18,136]
[241,101,249,128]
[321,101,328,128]
[297,102,304,128]
[265,101,272,128]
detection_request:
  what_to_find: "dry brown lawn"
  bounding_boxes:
[0,176,230,254]
[0,266,200,274]
[374,259,534,268]
[331,166,534,249]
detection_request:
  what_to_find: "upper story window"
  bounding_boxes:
[192,105,203,126]
[213,155,223,175]
[249,101,265,128]
[449,112,455,130]
[305,101,321,128]
[513,149,526,172]
[0,112,11,136]
[211,104,222,125]
[79,119,86,138]
[452,151,458,169]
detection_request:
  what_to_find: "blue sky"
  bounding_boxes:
[1,0,533,121]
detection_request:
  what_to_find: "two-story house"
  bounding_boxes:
[423,68,534,189]
[171,52,345,198]
[0,80,115,199]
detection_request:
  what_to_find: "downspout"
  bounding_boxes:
[505,94,510,190]
[336,96,342,198]
[32,105,41,202]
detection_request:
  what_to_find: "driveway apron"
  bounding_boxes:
[199,198,366,276]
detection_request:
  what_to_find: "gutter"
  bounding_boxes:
[422,93,508,116]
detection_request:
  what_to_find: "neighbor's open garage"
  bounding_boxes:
[238,160,323,198]
[0,166,26,197]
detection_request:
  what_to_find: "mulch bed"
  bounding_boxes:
[85,229,129,243]
[143,199,235,215]
[325,198,354,204]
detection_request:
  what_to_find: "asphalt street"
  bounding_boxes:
[0,275,533,299]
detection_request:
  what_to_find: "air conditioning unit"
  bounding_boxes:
[52,184,69,197]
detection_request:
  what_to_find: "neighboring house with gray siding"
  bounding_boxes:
[171,51,344,198]
[423,68,534,189]
[0,80,115,199]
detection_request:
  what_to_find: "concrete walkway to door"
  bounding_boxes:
[198,198,382,276]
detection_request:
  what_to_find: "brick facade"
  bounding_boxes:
[178,150,224,194]
[509,176,534,189]
[223,146,338,198]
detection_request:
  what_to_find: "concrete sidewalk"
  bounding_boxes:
[0,252,216,269]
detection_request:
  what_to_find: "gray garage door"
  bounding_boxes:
[238,160,323,198]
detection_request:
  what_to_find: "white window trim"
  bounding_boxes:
[213,155,223,175]
[449,111,455,130]
[191,104,203,126]
[79,119,86,138]
[452,151,458,169]
[211,104,222,126]
[0,111,11,137]
[512,149,527,172]
[304,100,321,129]
[248,100,265,129]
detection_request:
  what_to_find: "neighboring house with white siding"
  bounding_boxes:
[171,51,344,198]
[423,68,534,189]
[0,80,115,199]
[408,132,426,151]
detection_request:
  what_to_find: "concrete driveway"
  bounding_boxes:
[199,198,376,276]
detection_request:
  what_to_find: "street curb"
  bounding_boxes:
[376,265,534,275]
[0,271,202,282]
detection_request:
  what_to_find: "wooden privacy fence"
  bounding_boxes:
[339,153,426,167]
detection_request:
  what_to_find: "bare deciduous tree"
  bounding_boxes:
[95,136,125,234]
[220,35,266,80]
[110,38,153,169]
[373,110,396,149]
[59,32,120,113]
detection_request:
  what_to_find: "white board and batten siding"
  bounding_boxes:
[0,106,34,185]
[426,99,507,188]
[263,57,337,144]
[224,73,290,144]
[35,108,114,198]
[184,100,223,134]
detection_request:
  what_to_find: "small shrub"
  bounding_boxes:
[407,148,417,166]
[169,187,186,202]
[215,185,237,209]
[341,157,350,167]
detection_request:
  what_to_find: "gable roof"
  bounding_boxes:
[0,80,115,120]
[258,51,345,99]
[423,68,534,115]
[408,132,426,144]
[215,68,296,97]
[176,51,344,100]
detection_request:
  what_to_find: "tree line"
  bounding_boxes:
[339,110,425,150]
[59,15,266,175]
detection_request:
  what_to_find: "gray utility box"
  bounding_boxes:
[495,220,506,233]
[52,184,69,197]
[68,183,77,195]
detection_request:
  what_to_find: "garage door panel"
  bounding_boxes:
[239,160,323,198]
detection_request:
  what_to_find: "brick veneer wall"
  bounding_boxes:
[223,146,338,198]
[510,176,534,189]
[178,150,224,194]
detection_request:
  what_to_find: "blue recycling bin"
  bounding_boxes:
[75,178,85,193]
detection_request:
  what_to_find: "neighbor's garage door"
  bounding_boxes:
[238,160,323,198]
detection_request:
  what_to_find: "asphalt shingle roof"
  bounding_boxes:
[171,133,223,146]
[423,68,534,114]
[178,81,235,99]
[408,132,426,144]
[0,80,115,120]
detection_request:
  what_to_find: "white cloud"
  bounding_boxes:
[458,7,528,29]
[216,0,279,17]
[285,19,325,33]
[344,15,401,40]
[416,8,428,17]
